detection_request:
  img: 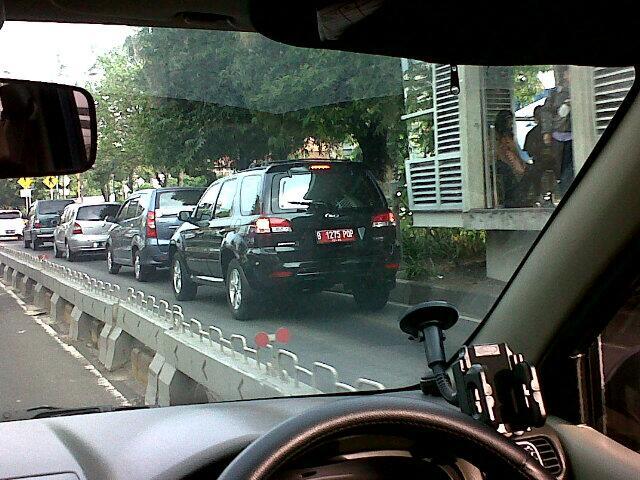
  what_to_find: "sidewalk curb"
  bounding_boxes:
[333,279,497,319]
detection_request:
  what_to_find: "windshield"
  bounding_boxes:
[38,200,73,215]
[275,166,385,211]
[0,22,635,413]
[76,204,120,221]
[157,189,203,210]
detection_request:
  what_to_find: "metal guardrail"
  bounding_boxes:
[0,245,385,398]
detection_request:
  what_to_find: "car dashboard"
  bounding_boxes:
[0,391,568,480]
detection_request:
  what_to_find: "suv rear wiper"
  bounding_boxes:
[287,200,333,210]
[1,404,152,422]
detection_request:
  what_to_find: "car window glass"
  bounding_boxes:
[117,200,132,221]
[589,284,640,452]
[126,199,142,218]
[157,189,204,213]
[76,205,120,221]
[240,176,262,216]
[195,183,221,221]
[214,180,237,219]
[274,167,385,212]
[0,211,21,219]
[38,201,73,215]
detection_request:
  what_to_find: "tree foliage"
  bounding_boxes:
[83,29,406,197]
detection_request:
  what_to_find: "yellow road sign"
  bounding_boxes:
[42,176,58,189]
[42,176,58,190]
[17,177,33,189]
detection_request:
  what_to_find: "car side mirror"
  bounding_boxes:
[178,210,192,222]
[104,215,115,223]
[0,79,96,178]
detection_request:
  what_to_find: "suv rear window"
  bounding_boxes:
[37,201,74,215]
[273,165,385,212]
[156,189,204,213]
[0,211,21,219]
[76,205,120,221]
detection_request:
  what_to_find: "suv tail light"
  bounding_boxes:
[72,222,82,235]
[254,217,292,234]
[146,211,157,238]
[34,221,42,228]
[371,211,396,228]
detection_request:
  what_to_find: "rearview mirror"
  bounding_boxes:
[178,210,192,222]
[0,79,96,178]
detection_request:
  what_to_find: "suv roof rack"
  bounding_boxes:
[240,158,360,173]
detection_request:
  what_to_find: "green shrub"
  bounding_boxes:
[400,223,486,280]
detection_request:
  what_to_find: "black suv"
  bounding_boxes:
[170,161,400,319]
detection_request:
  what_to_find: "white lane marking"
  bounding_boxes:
[0,281,130,406]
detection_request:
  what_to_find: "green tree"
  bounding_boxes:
[514,65,551,108]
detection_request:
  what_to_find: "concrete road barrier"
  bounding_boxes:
[0,246,385,406]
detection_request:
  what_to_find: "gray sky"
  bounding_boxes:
[0,21,136,85]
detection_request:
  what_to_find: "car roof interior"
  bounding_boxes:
[2,0,640,65]
[2,1,640,479]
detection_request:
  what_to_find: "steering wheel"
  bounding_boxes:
[218,396,553,480]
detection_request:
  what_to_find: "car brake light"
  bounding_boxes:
[310,164,331,170]
[72,223,82,235]
[254,217,292,234]
[34,221,42,228]
[146,211,157,238]
[372,211,396,228]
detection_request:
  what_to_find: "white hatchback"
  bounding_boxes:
[0,210,25,238]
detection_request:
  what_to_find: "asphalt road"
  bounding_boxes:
[0,281,129,416]
[1,240,480,388]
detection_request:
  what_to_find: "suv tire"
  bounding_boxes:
[53,242,62,258]
[172,253,197,301]
[226,259,256,320]
[106,246,121,274]
[133,249,154,282]
[353,285,391,312]
[31,238,40,250]
[24,236,30,249]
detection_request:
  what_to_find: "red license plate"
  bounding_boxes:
[316,228,356,244]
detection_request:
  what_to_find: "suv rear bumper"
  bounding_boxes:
[139,244,170,267]
[245,247,399,292]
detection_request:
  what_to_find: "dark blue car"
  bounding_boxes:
[106,187,205,281]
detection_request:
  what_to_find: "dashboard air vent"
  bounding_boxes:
[515,436,562,476]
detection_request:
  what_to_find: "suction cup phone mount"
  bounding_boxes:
[400,301,546,435]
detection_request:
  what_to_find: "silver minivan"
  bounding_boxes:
[53,202,121,261]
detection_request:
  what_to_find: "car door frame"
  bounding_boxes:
[183,182,222,276]
[54,205,73,249]
[122,194,146,265]
[110,198,134,263]
[206,177,239,278]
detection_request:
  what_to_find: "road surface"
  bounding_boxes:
[0,281,129,416]
[1,240,480,389]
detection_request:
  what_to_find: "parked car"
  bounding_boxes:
[106,187,205,281]
[0,209,25,239]
[53,202,121,261]
[23,199,75,250]
[169,161,400,319]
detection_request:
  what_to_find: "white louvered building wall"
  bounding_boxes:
[404,64,635,216]
[405,64,463,212]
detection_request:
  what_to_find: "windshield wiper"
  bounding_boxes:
[287,200,335,211]
[1,404,151,422]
